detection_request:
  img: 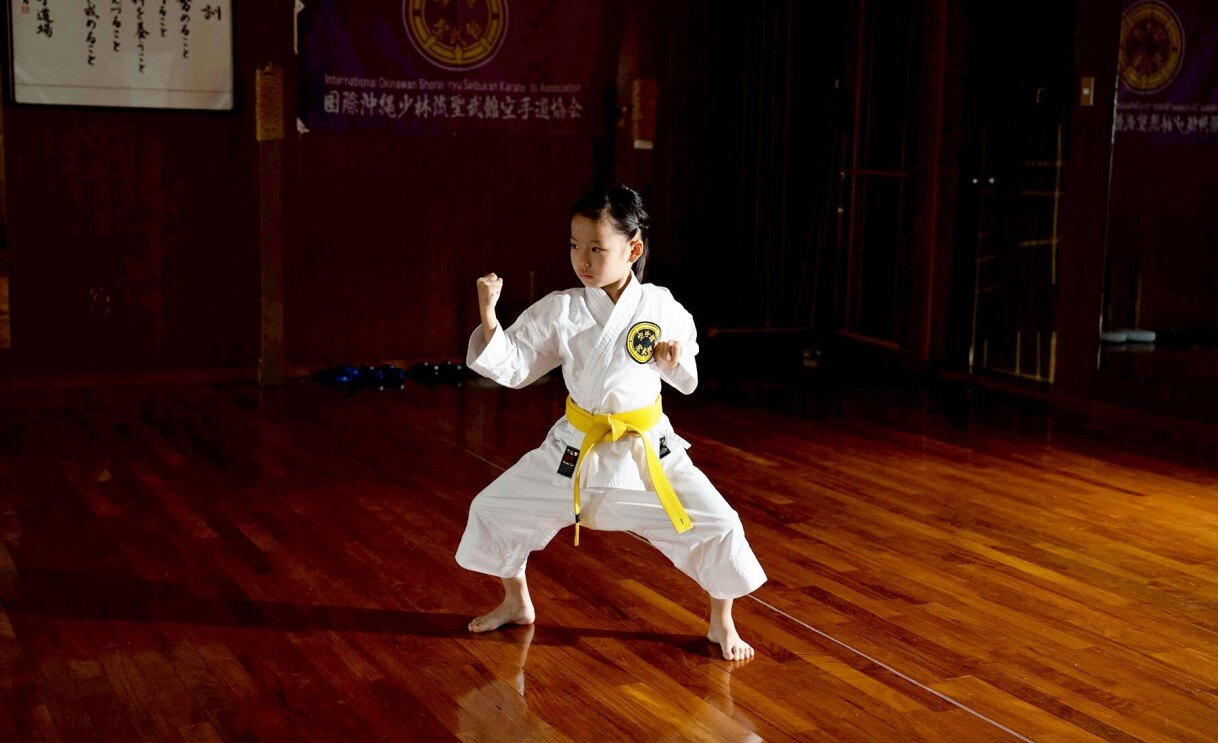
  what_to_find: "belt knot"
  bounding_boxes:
[564,395,692,545]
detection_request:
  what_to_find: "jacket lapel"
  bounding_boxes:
[574,276,642,407]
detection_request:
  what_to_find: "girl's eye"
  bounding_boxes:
[591,248,602,253]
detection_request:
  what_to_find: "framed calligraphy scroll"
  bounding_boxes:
[7,0,232,110]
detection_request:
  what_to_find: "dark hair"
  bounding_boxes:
[570,185,651,280]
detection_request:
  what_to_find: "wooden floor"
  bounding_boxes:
[0,373,1215,741]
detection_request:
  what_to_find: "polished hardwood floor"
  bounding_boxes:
[0,372,1215,741]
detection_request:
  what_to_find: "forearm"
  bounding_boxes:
[476,272,503,344]
[467,315,560,390]
[654,338,698,394]
[660,360,698,394]
[480,306,499,344]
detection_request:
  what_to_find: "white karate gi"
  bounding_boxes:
[456,275,767,599]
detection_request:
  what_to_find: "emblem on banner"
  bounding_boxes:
[402,0,509,71]
[627,322,661,364]
[1118,0,1185,94]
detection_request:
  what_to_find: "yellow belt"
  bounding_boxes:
[564,395,693,545]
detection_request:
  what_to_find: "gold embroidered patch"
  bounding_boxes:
[627,321,661,364]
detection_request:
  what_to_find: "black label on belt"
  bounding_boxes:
[557,445,580,478]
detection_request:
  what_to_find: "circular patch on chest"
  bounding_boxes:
[627,321,661,364]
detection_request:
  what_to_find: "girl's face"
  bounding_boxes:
[570,214,643,301]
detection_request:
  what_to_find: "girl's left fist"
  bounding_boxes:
[653,340,682,371]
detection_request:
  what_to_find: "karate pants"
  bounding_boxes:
[455,445,767,600]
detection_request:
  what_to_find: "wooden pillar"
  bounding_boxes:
[613,0,660,191]
[0,93,10,355]
[256,65,286,386]
[917,0,957,365]
[1056,0,1121,397]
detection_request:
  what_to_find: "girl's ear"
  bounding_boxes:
[629,238,644,262]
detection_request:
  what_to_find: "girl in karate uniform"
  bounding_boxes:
[457,185,767,660]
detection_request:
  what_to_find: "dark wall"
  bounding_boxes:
[0,0,609,375]
[0,0,1212,427]
[5,108,257,372]
[645,0,853,335]
[1,4,266,374]
[1061,0,1217,422]
[1096,132,1218,419]
[287,132,594,367]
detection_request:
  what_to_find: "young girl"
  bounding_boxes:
[456,185,767,660]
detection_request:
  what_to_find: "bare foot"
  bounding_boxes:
[469,576,535,633]
[468,597,535,632]
[708,623,754,660]
[708,597,755,661]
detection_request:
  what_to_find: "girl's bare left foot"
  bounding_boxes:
[707,622,755,660]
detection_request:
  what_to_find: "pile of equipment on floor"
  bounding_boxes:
[1099,326,1218,351]
[314,361,469,393]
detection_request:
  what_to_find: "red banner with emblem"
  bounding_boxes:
[1115,0,1217,143]
[297,0,602,136]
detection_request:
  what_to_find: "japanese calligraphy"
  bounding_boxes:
[85,1,99,64]
[322,89,584,124]
[179,0,190,58]
[35,0,51,38]
[10,0,233,110]
[1116,112,1218,134]
[111,0,121,52]
[135,0,148,72]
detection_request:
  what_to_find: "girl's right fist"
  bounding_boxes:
[477,273,503,310]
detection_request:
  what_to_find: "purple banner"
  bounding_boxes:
[1116,0,1218,143]
[297,0,601,135]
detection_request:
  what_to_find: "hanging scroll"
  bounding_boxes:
[8,0,233,110]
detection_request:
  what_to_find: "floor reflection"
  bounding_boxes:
[457,624,536,741]
[697,656,763,742]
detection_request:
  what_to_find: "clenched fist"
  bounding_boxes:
[477,273,503,343]
[477,273,503,311]
[653,340,682,371]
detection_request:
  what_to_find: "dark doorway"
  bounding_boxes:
[950,1,1078,383]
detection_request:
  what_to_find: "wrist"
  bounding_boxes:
[480,308,498,340]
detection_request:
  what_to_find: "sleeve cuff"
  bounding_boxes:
[661,357,698,394]
[467,324,510,373]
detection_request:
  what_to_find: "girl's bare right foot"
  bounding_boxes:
[468,597,535,632]
[469,575,535,633]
